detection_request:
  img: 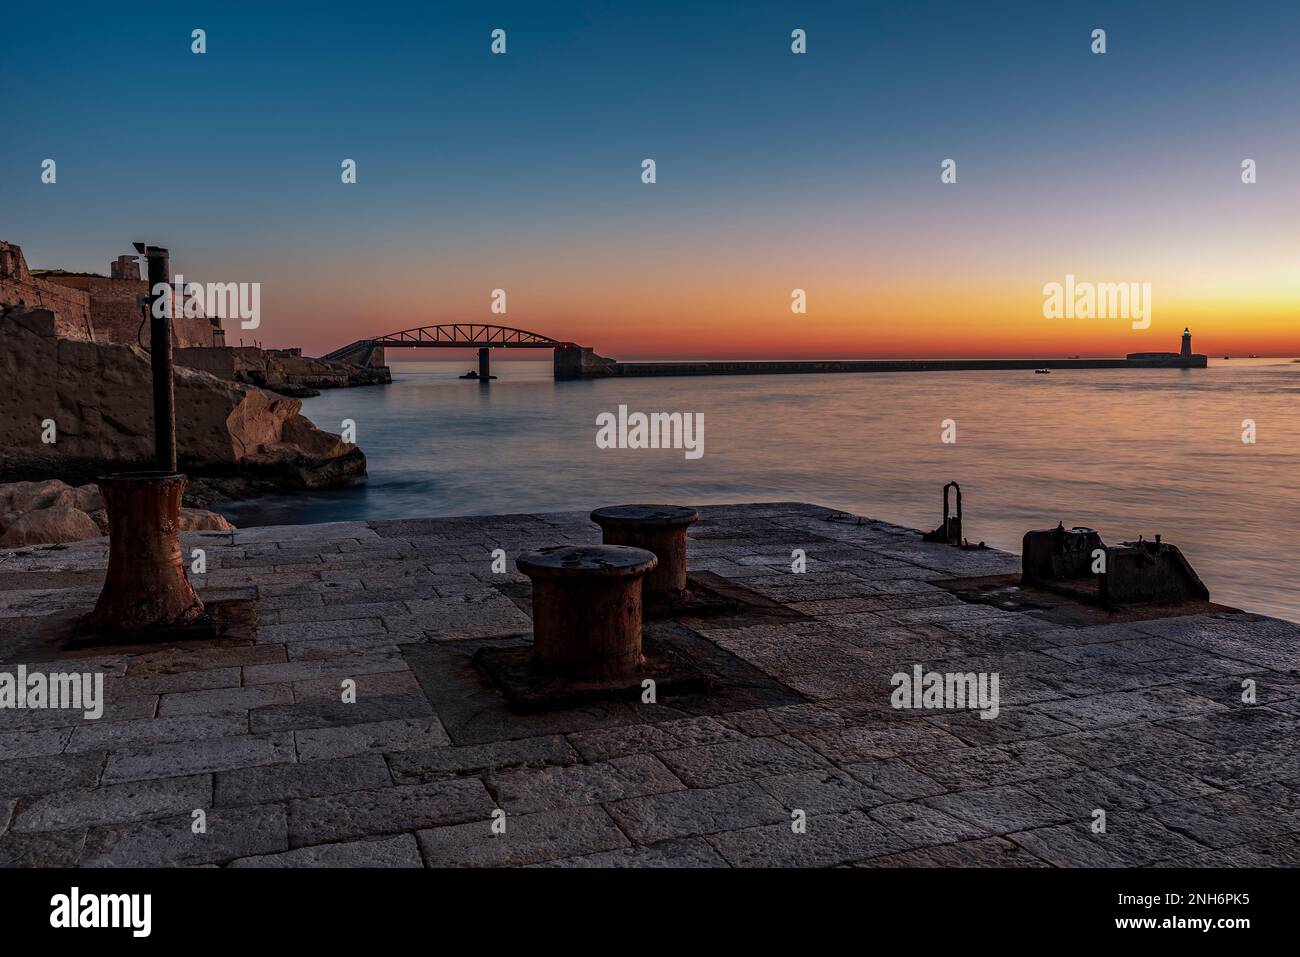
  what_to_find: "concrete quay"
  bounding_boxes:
[1,503,1297,868]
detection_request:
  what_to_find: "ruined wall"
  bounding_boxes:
[2,241,221,348]
[92,279,152,345]
[0,242,94,339]
[171,315,224,349]
[38,273,149,345]
[0,243,29,283]
[38,272,220,348]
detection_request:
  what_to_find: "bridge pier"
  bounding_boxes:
[478,347,490,382]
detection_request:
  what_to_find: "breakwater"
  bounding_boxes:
[608,356,1207,377]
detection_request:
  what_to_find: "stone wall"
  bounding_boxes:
[33,272,149,344]
[36,272,220,348]
[0,242,95,339]
[1,240,221,348]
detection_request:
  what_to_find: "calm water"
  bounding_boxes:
[223,358,1300,623]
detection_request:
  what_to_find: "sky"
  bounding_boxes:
[2,0,1297,360]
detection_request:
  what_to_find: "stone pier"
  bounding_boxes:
[1,503,1298,867]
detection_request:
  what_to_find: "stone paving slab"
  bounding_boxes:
[158,684,293,717]
[0,726,73,761]
[418,805,629,867]
[489,754,685,815]
[1,502,1297,866]
[854,836,1052,868]
[706,809,906,867]
[386,735,579,784]
[0,829,87,867]
[82,804,289,867]
[227,833,423,868]
[292,717,450,762]
[65,713,249,753]
[606,781,791,843]
[1009,813,1206,867]
[655,735,828,788]
[0,752,104,798]
[529,835,728,868]
[214,754,392,807]
[102,733,296,784]
[287,779,493,847]
[13,774,212,832]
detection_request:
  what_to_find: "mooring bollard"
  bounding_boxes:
[90,471,205,633]
[590,505,698,599]
[86,243,207,639]
[515,544,657,681]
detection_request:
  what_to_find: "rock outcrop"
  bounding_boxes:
[0,307,366,491]
[175,345,390,396]
[0,479,234,547]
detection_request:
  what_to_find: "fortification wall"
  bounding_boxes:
[0,243,95,339]
[3,241,221,348]
[39,274,150,344]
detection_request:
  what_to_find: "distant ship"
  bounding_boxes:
[1035,368,1051,374]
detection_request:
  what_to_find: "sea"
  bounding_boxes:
[221,357,1300,623]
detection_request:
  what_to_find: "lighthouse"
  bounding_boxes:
[1127,327,1206,367]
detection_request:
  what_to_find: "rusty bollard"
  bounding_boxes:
[516,545,657,682]
[590,505,698,599]
[90,471,205,634]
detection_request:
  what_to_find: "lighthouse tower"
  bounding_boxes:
[1181,328,1192,357]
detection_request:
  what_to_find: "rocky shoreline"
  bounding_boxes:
[0,306,369,539]
[0,479,233,547]
[174,344,390,397]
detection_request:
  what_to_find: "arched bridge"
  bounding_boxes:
[320,323,614,380]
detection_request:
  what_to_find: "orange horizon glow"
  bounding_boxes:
[257,276,1300,362]
[228,213,1300,361]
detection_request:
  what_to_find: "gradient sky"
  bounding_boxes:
[3,0,1297,359]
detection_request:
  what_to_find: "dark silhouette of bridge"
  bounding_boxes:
[321,323,607,380]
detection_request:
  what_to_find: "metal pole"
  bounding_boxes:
[145,246,177,472]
